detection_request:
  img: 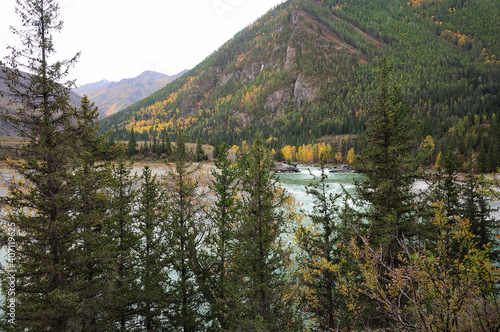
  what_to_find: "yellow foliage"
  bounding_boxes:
[347,148,355,164]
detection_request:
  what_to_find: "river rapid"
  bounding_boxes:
[277,166,500,219]
[277,166,361,214]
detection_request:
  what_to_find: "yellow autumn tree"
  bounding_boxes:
[334,151,343,164]
[281,145,296,162]
[347,148,355,164]
[317,142,333,163]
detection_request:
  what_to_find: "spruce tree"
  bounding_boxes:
[195,134,206,162]
[128,128,137,157]
[152,130,158,156]
[348,60,422,329]
[274,147,285,162]
[69,96,116,330]
[353,59,420,260]
[232,136,299,331]
[136,166,166,330]
[162,124,206,331]
[105,160,141,330]
[427,148,461,220]
[295,163,348,330]
[164,130,172,156]
[461,156,499,262]
[0,0,111,330]
[195,143,240,329]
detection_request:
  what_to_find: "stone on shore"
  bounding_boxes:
[273,162,300,173]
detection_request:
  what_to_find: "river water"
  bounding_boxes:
[277,166,361,214]
[277,166,500,219]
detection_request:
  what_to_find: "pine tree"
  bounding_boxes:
[0,1,111,330]
[164,130,172,156]
[274,147,285,162]
[212,138,221,161]
[195,134,206,162]
[152,130,159,156]
[162,123,206,330]
[136,166,166,330]
[106,160,141,330]
[232,136,299,330]
[69,96,116,330]
[428,148,461,220]
[353,59,420,260]
[128,128,137,157]
[195,143,240,329]
[461,155,499,262]
[348,60,423,329]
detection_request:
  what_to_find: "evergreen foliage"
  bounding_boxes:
[162,124,206,330]
[353,59,421,259]
[198,143,239,329]
[136,166,166,330]
[128,128,137,157]
[0,1,107,330]
[105,160,141,331]
[231,136,300,330]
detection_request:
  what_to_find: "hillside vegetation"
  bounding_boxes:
[101,0,500,171]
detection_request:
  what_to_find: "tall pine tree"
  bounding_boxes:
[105,160,140,330]
[194,143,240,329]
[136,166,166,330]
[232,136,299,331]
[353,59,421,260]
[162,123,206,331]
[0,1,111,330]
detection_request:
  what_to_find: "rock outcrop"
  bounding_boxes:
[329,165,353,173]
[273,162,300,173]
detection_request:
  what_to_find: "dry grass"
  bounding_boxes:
[0,136,24,146]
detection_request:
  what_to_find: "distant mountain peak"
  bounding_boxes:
[73,70,186,118]
[131,71,168,84]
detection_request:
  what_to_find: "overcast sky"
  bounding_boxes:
[0,0,286,86]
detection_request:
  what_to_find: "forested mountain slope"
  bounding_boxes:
[100,0,500,169]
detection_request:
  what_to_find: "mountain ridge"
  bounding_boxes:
[100,0,498,157]
[73,70,187,118]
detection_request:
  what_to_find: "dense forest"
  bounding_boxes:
[100,0,500,171]
[1,0,500,331]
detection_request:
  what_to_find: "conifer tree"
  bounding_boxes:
[274,147,285,162]
[162,123,206,330]
[353,59,420,260]
[152,130,159,156]
[163,129,172,156]
[348,60,423,329]
[194,143,240,329]
[128,128,137,157]
[461,155,499,262]
[195,134,206,162]
[0,0,111,330]
[69,96,116,330]
[427,148,461,220]
[105,160,140,330]
[232,136,299,330]
[136,166,166,330]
